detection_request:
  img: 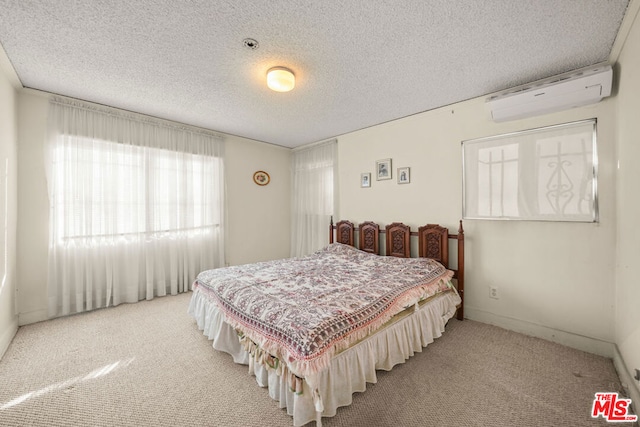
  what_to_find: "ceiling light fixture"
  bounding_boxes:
[267,67,295,92]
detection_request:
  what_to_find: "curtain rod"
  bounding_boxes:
[292,138,337,152]
[50,96,225,140]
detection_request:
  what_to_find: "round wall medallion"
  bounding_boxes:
[253,170,270,186]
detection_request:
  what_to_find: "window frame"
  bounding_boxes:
[462,119,599,222]
[52,136,223,241]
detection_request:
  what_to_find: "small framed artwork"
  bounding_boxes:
[376,158,392,180]
[253,170,270,186]
[397,167,410,184]
[361,172,371,188]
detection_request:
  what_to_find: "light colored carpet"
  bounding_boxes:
[0,293,629,427]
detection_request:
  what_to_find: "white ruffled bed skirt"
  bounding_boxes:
[188,289,461,426]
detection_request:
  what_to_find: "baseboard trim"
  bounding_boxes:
[613,345,640,420]
[465,307,614,358]
[18,308,48,326]
[0,317,18,360]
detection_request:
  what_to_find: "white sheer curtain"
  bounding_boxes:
[45,98,225,317]
[290,140,338,257]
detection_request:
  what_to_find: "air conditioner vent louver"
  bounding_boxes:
[486,65,612,122]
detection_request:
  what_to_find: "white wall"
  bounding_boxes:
[338,86,617,356]
[16,91,291,325]
[615,7,640,402]
[16,93,49,325]
[0,56,19,358]
[225,135,291,265]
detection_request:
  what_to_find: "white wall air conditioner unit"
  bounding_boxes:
[486,64,613,122]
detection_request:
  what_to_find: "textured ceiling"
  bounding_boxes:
[0,1,631,148]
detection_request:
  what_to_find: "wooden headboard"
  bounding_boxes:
[330,218,465,321]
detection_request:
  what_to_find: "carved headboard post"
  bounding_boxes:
[336,220,355,246]
[418,224,449,268]
[456,220,465,320]
[329,216,334,244]
[385,223,411,258]
[359,221,380,254]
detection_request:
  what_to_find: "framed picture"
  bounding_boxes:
[397,167,410,184]
[253,170,270,186]
[361,172,371,188]
[376,158,392,180]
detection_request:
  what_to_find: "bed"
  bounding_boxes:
[188,219,464,426]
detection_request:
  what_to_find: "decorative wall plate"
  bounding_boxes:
[253,170,270,186]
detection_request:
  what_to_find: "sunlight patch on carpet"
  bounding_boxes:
[0,357,134,410]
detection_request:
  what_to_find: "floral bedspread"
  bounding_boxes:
[193,243,455,378]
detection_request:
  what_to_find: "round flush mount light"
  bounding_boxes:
[267,67,295,92]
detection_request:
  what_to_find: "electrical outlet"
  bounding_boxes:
[489,286,499,299]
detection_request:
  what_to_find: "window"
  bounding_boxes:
[290,140,338,257]
[52,138,222,241]
[463,120,598,222]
